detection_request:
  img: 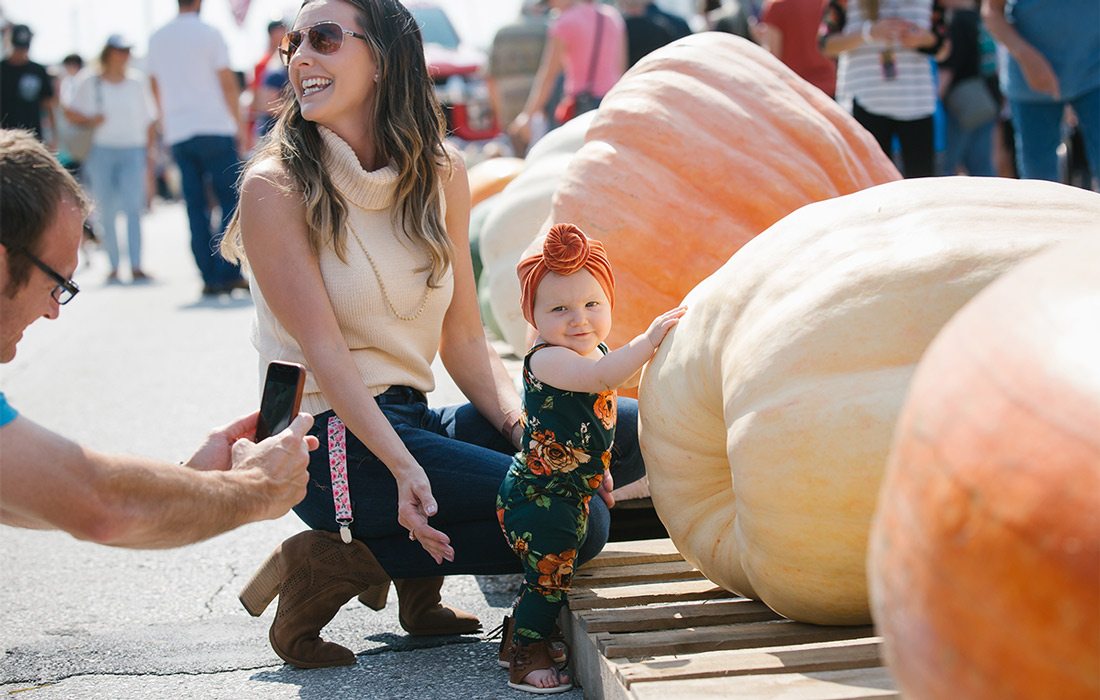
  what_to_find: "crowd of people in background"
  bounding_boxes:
[0,0,1096,296]
[485,0,1096,185]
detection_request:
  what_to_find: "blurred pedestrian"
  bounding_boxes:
[246,19,288,150]
[0,24,56,148]
[822,0,947,177]
[487,0,551,155]
[67,35,157,283]
[0,128,317,549]
[646,2,693,38]
[54,53,89,176]
[938,0,996,175]
[509,0,627,143]
[982,0,1099,184]
[251,60,289,146]
[756,0,837,97]
[702,0,757,41]
[619,0,678,68]
[146,0,247,297]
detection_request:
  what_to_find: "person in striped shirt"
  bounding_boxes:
[822,0,947,177]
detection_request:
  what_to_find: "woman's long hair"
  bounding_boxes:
[222,0,453,286]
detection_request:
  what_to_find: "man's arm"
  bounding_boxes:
[0,413,315,549]
[981,0,1059,98]
[218,67,246,149]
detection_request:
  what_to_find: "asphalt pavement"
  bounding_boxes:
[0,200,582,699]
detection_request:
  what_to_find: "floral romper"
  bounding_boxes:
[496,342,617,644]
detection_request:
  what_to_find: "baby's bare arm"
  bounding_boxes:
[530,307,686,392]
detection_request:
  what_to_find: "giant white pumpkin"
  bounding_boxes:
[639,177,1100,625]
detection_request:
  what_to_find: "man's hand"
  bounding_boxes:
[187,412,318,522]
[227,413,317,521]
[185,411,260,471]
[1016,44,1060,98]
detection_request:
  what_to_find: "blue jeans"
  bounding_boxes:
[1011,86,1100,182]
[293,386,647,579]
[941,114,995,177]
[86,145,147,271]
[170,135,244,286]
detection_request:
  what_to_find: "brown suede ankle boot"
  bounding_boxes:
[239,530,390,668]
[394,576,481,636]
[356,581,391,611]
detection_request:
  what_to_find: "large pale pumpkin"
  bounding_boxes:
[639,177,1100,625]
[479,111,597,351]
[543,32,899,352]
[869,238,1100,699]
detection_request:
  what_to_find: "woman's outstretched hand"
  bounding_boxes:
[396,465,454,564]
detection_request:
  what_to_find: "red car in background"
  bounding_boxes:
[408,2,500,141]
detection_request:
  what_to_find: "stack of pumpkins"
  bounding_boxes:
[477,32,899,356]
[639,176,1099,698]
[470,32,1100,700]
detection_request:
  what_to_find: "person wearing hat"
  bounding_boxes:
[0,23,57,147]
[66,33,157,283]
[497,223,685,693]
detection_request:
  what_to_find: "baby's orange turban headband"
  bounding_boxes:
[517,223,616,327]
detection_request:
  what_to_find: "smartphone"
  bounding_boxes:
[254,361,306,441]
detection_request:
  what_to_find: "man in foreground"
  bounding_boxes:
[0,128,315,549]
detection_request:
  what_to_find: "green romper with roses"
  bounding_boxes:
[497,342,617,644]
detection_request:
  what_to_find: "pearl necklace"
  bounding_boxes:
[348,227,433,322]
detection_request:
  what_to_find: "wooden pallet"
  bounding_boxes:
[563,539,899,699]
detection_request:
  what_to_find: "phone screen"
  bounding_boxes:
[255,362,305,441]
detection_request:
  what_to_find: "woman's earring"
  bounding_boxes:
[373,72,379,82]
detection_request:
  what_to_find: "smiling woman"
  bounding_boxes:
[216,0,652,677]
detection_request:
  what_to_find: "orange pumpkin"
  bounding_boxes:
[869,238,1100,699]
[549,32,899,348]
[467,156,526,208]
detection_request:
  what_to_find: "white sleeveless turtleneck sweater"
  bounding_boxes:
[250,127,454,415]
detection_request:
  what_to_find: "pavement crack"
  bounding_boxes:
[201,563,239,618]
[6,663,287,687]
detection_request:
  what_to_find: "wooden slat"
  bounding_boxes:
[573,559,702,587]
[564,609,634,700]
[599,620,877,658]
[562,537,898,698]
[581,538,684,569]
[616,639,885,686]
[629,666,899,699]
[576,598,782,633]
[569,578,735,611]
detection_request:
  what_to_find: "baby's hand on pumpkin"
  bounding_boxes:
[644,306,687,351]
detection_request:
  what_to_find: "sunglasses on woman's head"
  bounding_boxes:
[280,21,369,66]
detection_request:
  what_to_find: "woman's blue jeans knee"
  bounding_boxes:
[292,388,647,579]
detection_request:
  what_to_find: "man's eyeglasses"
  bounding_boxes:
[18,247,80,305]
[280,21,370,66]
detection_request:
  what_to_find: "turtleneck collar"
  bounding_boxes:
[319,126,399,212]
